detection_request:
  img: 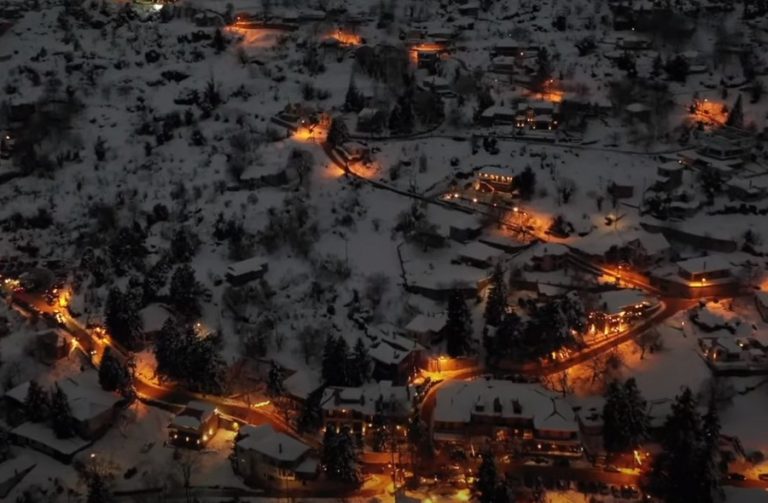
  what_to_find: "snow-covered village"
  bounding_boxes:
[3,0,768,501]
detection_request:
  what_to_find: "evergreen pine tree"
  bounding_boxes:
[321,426,338,467]
[475,449,498,503]
[326,426,360,484]
[211,28,227,53]
[104,286,143,350]
[514,166,536,200]
[407,402,426,465]
[142,255,170,304]
[484,264,507,327]
[99,347,126,392]
[50,385,76,439]
[170,227,198,263]
[649,387,703,503]
[0,427,11,462]
[86,473,112,503]
[560,293,587,335]
[333,337,351,386]
[400,94,415,133]
[370,414,388,452]
[623,378,649,450]
[496,312,522,355]
[602,380,626,452]
[267,360,284,397]
[698,395,724,503]
[388,102,403,132]
[445,290,472,357]
[321,335,337,385]
[726,94,744,128]
[297,386,324,433]
[24,380,50,423]
[326,117,349,147]
[169,264,201,316]
[351,337,370,386]
[154,318,181,379]
[344,76,365,112]
[533,47,552,92]
[185,331,226,394]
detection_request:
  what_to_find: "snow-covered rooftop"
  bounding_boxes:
[433,379,577,433]
[237,424,310,462]
[404,313,447,334]
[225,256,269,277]
[596,289,652,315]
[5,371,120,423]
[11,422,90,456]
[139,303,173,333]
[322,380,412,418]
[283,369,322,400]
[676,255,734,275]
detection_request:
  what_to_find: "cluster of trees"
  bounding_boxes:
[98,347,132,396]
[647,388,723,503]
[445,290,473,357]
[104,285,144,351]
[321,336,369,387]
[602,378,649,452]
[344,77,366,113]
[485,288,586,365]
[513,166,536,200]
[168,263,204,317]
[154,319,226,394]
[326,117,350,148]
[257,195,319,257]
[23,381,78,439]
[297,386,325,434]
[322,426,361,485]
[475,450,512,503]
[214,212,256,260]
[108,224,148,276]
[103,260,200,350]
[395,202,444,251]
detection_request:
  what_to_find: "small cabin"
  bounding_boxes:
[225,257,269,286]
[169,401,219,449]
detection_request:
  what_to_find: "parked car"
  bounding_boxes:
[758,473,768,481]
[728,473,746,481]
[604,465,620,473]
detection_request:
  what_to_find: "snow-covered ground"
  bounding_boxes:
[2,0,768,498]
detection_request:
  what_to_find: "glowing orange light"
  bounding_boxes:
[330,30,362,46]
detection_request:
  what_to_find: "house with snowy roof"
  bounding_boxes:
[510,242,570,272]
[5,371,122,440]
[587,289,657,336]
[649,255,742,298]
[367,331,424,384]
[569,229,672,270]
[233,423,319,489]
[321,381,413,437]
[168,401,219,449]
[431,379,582,457]
[5,372,123,462]
[225,256,269,286]
[699,336,768,375]
[404,313,447,346]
